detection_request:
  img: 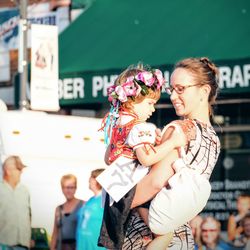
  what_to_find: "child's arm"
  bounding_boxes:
[131,126,182,208]
[50,207,59,250]
[135,125,185,167]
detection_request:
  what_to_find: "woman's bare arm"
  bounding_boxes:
[50,208,59,250]
[227,215,237,241]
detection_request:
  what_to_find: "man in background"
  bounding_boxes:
[0,155,31,250]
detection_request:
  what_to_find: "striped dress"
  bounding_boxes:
[167,119,221,250]
[123,119,221,250]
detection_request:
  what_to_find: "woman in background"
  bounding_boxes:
[50,174,84,250]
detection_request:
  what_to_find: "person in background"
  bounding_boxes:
[197,216,243,250]
[50,174,84,250]
[190,215,204,247]
[76,168,106,250]
[233,213,250,249]
[227,194,250,242]
[0,155,31,250]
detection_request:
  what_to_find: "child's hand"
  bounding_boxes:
[155,128,162,145]
[171,128,187,148]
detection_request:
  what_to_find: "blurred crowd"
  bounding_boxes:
[190,194,250,250]
[0,155,249,250]
[0,155,106,250]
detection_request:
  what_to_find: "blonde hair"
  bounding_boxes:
[60,174,77,188]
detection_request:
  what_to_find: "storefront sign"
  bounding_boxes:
[59,58,250,106]
[219,62,250,93]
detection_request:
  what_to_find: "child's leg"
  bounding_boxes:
[146,233,174,250]
[137,207,150,226]
[138,207,173,250]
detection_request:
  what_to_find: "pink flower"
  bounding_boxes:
[135,71,155,86]
[107,85,116,102]
[115,86,128,102]
[122,77,141,97]
[107,69,166,107]
[154,69,166,89]
[107,85,115,95]
[108,95,113,102]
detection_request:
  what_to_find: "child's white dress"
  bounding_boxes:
[98,113,158,250]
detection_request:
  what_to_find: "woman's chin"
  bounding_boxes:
[175,110,184,117]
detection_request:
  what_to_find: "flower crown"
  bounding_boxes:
[107,69,166,107]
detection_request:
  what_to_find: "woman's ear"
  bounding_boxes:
[201,84,211,100]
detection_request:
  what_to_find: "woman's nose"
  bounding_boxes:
[170,92,176,102]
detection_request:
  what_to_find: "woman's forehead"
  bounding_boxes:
[202,222,217,229]
[63,178,75,184]
[171,68,195,84]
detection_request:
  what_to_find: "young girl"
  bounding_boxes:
[97,63,186,249]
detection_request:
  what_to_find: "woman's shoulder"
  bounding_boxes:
[163,119,196,130]
[75,199,85,210]
[162,119,196,140]
[56,203,64,210]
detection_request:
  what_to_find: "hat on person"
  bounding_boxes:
[2,155,27,171]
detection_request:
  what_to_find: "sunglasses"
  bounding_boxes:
[165,83,203,95]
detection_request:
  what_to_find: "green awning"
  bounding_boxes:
[59,0,250,106]
[71,0,94,9]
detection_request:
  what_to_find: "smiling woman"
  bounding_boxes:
[50,174,84,250]
[128,57,221,250]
